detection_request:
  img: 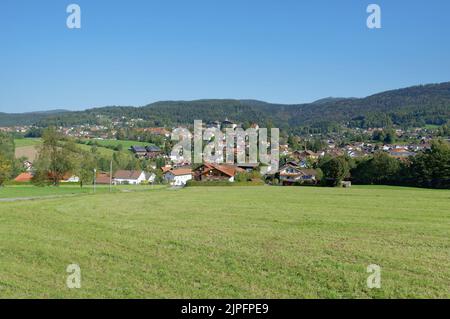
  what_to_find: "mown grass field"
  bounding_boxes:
[14,146,39,162]
[0,186,449,298]
[75,143,115,157]
[14,138,42,148]
[13,138,116,159]
[13,138,149,160]
[0,184,165,199]
[14,139,42,162]
[79,139,153,149]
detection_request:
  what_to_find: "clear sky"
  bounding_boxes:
[1,0,449,112]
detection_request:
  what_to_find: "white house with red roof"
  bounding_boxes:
[163,168,193,186]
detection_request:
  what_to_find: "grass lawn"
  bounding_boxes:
[424,124,442,130]
[78,139,156,151]
[75,143,116,157]
[82,139,154,149]
[0,185,94,199]
[13,138,144,159]
[0,184,165,199]
[14,137,43,162]
[14,138,42,148]
[76,139,156,157]
[13,138,116,161]
[15,146,39,162]
[0,186,449,298]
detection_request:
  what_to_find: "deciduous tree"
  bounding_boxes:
[319,156,350,187]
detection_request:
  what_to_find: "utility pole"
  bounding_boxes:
[93,168,97,193]
[109,160,113,192]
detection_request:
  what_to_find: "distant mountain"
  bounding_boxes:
[311,97,355,105]
[0,109,70,126]
[32,109,70,114]
[1,82,449,130]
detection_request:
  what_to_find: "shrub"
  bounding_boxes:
[186,180,264,187]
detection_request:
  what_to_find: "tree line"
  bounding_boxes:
[318,140,450,189]
[0,132,30,186]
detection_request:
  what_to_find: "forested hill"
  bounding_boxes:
[0,110,70,127]
[1,82,449,130]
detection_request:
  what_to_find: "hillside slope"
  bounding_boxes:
[1,82,449,129]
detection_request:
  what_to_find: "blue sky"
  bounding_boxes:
[1,0,449,112]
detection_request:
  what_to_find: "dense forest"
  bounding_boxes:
[0,110,70,127]
[1,82,449,130]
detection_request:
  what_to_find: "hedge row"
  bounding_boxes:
[186,180,265,187]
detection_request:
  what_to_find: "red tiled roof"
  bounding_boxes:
[143,127,170,135]
[199,163,244,177]
[14,172,33,182]
[114,170,142,180]
[280,167,317,177]
[96,172,111,184]
[167,168,192,176]
[390,148,409,153]
[161,166,172,173]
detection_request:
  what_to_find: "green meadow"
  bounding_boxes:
[79,139,153,149]
[13,138,42,148]
[13,138,149,159]
[0,185,449,298]
[0,184,164,199]
[14,138,149,150]
[75,143,116,157]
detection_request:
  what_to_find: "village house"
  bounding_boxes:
[96,172,112,185]
[62,173,80,183]
[327,139,336,149]
[388,147,416,158]
[285,160,309,168]
[194,163,245,182]
[279,144,290,156]
[161,165,173,174]
[169,153,191,166]
[292,150,320,161]
[206,121,221,130]
[113,170,153,185]
[221,119,237,130]
[145,145,163,159]
[344,144,369,158]
[278,164,318,186]
[326,148,344,157]
[163,168,193,186]
[142,127,171,138]
[129,146,148,158]
[236,163,259,172]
